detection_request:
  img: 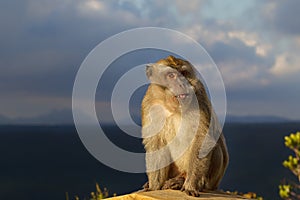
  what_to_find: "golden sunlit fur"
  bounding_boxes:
[141,55,229,197]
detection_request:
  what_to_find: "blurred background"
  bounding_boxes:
[0,1,299,200]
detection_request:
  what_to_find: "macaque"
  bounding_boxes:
[141,55,229,196]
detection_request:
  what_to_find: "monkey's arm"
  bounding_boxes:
[142,102,171,190]
[143,137,171,190]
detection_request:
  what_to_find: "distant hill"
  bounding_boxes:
[0,109,74,125]
[225,115,292,123]
[0,115,13,124]
[0,110,295,125]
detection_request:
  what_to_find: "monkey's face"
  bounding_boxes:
[146,63,194,109]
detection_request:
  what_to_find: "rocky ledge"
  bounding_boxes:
[106,190,251,200]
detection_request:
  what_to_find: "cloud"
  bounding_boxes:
[270,53,300,76]
[209,39,261,63]
[0,0,300,121]
[203,38,272,88]
[174,0,204,15]
[227,31,271,57]
[262,0,300,35]
[0,0,145,95]
[179,19,275,89]
[81,0,106,12]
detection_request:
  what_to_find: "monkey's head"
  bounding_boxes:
[146,56,196,109]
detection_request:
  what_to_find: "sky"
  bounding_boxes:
[0,0,300,122]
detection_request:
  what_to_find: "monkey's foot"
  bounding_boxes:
[181,182,202,197]
[181,187,201,197]
[162,176,185,190]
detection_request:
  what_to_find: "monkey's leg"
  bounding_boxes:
[181,151,213,197]
[145,147,171,190]
[207,143,228,190]
[162,174,185,190]
[147,166,170,190]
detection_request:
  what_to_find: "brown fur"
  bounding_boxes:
[141,56,229,196]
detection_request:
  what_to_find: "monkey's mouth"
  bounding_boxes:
[175,94,189,99]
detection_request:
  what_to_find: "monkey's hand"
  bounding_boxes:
[141,181,162,191]
[139,182,150,192]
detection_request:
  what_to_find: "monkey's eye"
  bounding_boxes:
[167,72,176,79]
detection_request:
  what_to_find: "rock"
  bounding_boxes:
[106,190,250,200]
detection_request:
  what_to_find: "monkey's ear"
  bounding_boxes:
[181,65,188,70]
[146,64,153,78]
[180,65,190,77]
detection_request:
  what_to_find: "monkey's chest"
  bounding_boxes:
[165,124,194,162]
[165,114,200,169]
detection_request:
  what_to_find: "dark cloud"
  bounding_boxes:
[225,74,300,120]
[209,39,262,64]
[96,49,180,102]
[264,0,300,35]
[0,0,299,121]
[0,0,140,98]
